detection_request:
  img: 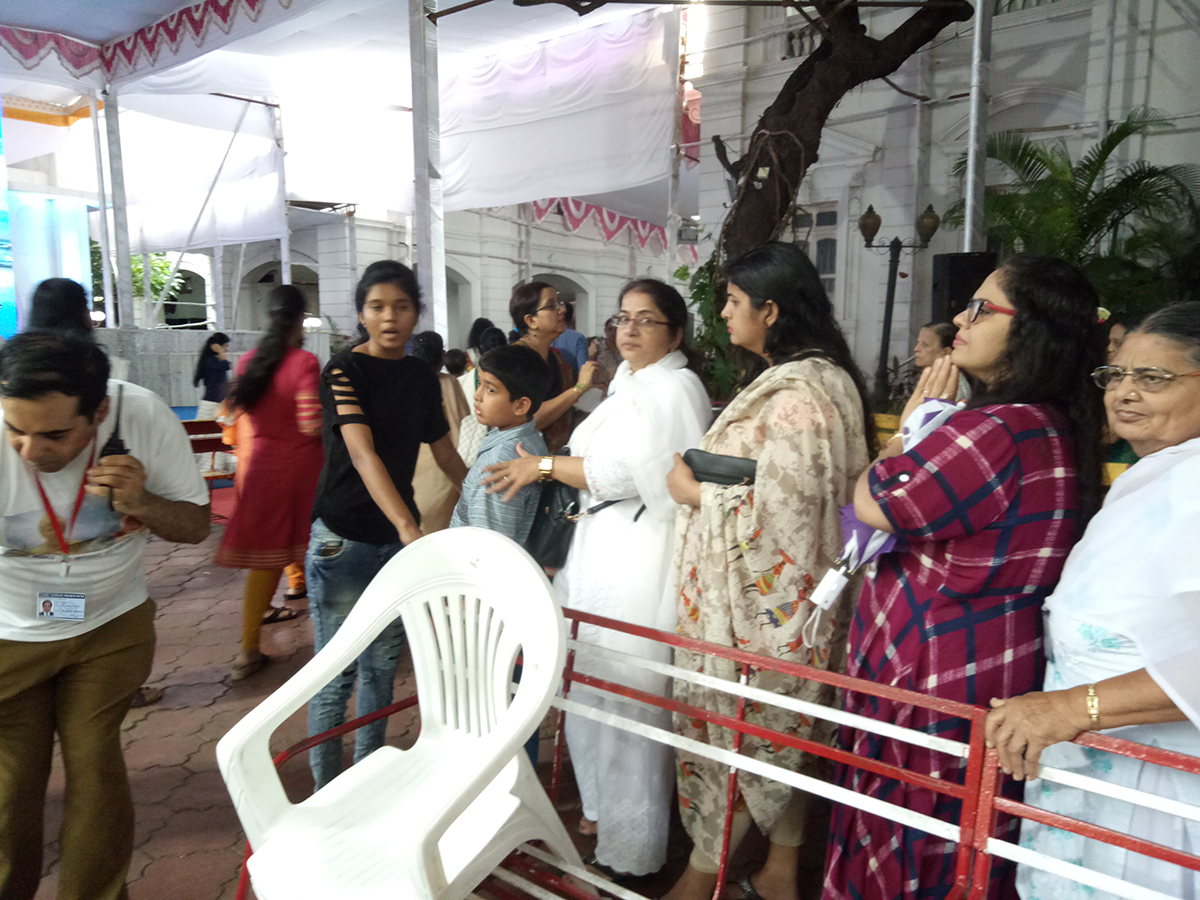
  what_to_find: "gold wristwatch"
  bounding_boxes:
[538,457,555,482]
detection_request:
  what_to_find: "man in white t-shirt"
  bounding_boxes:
[0,332,210,900]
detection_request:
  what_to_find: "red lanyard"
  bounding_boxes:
[32,442,96,556]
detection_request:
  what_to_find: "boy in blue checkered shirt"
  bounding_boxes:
[450,344,549,545]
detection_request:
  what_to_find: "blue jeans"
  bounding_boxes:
[305,518,405,790]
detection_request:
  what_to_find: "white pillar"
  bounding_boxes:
[962,0,993,253]
[102,87,136,328]
[230,243,247,329]
[410,0,447,337]
[212,244,225,329]
[275,105,292,285]
[89,95,116,327]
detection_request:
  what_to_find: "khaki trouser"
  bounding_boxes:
[0,600,155,900]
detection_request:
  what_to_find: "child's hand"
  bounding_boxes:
[482,442,544,502]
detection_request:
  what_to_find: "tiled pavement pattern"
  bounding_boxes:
[30,519,827,900]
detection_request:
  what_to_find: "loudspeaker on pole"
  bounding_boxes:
[930,252,997,323]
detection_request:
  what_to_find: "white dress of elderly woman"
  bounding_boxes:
[986,304,1200,900]
[484,279,711,877]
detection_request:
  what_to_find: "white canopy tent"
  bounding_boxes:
[1,0,681,325]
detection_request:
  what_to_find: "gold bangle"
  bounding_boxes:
[1085,683,1100,729]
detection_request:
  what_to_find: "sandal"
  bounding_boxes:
[262,605,300,624]
[231,652,270,682]
[130,685,163,708]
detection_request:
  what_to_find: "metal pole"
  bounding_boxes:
[347,209,359,286]
[666,9,684,284]
[142,247,153,326]
[874,237,902,403]
[1095,0,1118,188]
[152,102,250,323]
[410,0,448,337]
[213,244,225,329]
[275,105,292,285]
[102,87,136,329]
[230,243,247,329]
[89,95,115,327]
[962,0,992,253]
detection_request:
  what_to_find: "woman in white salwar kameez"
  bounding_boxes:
[986,302,1200,900]
[484,279,711,877]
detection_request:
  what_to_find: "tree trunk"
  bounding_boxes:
[718,0,974,261]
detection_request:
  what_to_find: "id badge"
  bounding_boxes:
[37,592,86,620]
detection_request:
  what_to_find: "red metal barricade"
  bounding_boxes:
[235,607,1200,900]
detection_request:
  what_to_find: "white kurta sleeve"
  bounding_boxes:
[583,440,640,501]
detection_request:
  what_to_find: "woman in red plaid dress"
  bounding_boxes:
[824,256,1106,900]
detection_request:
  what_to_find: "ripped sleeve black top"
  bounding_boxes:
[311,348,449,544]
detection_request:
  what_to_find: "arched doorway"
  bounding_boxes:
[445,266,474,350]
[237,263,320,331]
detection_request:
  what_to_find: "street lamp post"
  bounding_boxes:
[858,204,941,404]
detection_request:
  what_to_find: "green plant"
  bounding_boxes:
[675,253,737,400]
[89,241,183,305]
[944,108,1200,315]
[324,314,354,355]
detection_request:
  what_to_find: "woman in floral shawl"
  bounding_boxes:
[663,242,875,900]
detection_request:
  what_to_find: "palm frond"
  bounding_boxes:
[1074,107,1174,195]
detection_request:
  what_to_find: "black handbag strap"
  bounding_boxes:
[568,498,647,522]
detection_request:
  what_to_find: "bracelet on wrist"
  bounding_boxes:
[1085,683,1100,729]
[574,383,589,394]
[537,456,555,482]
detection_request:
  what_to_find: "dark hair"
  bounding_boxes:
[25,278,92,337]
[410,331,445,371]
[617,279,705,376]
[509,281,555,340]
[193,332,231,386]
[354,261,422,344]
[971,253,1106,527]
[724,242,877,453]
[479,326,508,354]
[562,301,576,329]
[0,332,111,419]
[444,348,467,376]
[1136,302,1200,367]
[467,317,495,350]
[921,322,957,349]
[226,286,307,412]
[1107,311,1144,334]
[478,344,550,418]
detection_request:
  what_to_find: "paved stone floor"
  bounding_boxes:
[30,505,824,900]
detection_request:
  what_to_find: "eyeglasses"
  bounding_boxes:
[537,299,564,312]
[1091,365,1200,392]
[613,314,670,330]
[965,297,1017,323]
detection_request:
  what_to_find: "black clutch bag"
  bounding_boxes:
[683,448,757,485]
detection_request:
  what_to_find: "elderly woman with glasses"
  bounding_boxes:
[485,279,711,880]
[825,254,1106,900]
[985,302,1200,900]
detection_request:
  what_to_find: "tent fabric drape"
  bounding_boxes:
[441,9,677,211]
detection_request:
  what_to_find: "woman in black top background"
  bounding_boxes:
[305,261,468,789]
[193,332,231,420]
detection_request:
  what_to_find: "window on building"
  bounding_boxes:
[791,206,838,299]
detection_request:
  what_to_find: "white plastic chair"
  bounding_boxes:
[216,527,583,900]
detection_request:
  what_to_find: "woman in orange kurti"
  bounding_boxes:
[214,286,324,679]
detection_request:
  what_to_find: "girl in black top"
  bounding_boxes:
[194,332,231,419]
[305,261,468,789]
